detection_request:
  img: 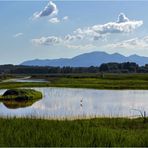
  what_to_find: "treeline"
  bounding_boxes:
[0,62,148,74]
[0,65,99,74]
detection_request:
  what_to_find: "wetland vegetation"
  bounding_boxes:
[1,0,148,146]
[0,89,42,109]
[0,73,148,89]
[0,89,42,100]
[0,117,148,146]
[0,73,148,146]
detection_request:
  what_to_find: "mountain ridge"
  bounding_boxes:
[21,51,148,67]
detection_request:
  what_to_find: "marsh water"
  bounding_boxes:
[0,87,148,118]
[2,77,48,83]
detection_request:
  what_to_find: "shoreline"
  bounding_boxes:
[0,115,142,121]
[0,81,148,90]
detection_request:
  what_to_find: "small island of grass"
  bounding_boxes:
[0,89,42,101]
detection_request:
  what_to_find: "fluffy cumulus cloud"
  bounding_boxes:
[117,13,129,23]
[49,17,60,24]
[33,1,68,24]
[33,1,58,19]
[105,36,148,49]
[13,33,23,38]
[74,13,143,40]
[32,13,143,49]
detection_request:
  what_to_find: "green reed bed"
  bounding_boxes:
[0,82,50,89]
[1,78,148,90]
[49,77,148,89]
[0,89,42,99]
[1,73,148,89]
[0,117,148,146]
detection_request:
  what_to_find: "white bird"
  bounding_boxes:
[80,98,83,107]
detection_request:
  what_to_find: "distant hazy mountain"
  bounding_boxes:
[21,51,148,67]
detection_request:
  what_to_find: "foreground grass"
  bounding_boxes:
[0,117,148,146]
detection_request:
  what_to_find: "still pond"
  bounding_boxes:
[0,87,148,118]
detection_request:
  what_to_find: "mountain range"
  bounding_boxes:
[21,51,148,67]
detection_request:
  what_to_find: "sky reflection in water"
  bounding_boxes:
[0,88,148,119]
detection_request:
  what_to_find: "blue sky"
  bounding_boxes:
[1,1,148,64]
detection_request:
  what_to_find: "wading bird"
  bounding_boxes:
[80,98,83,107]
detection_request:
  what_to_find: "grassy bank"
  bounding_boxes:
[40,73,148,89]
[49,77,148,89]
[0,73,148,89]
[0,89,43,109]
[0,117,148,146]
[0,82,50,89]
[0,89,42,100]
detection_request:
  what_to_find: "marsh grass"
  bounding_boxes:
[0,82,50,89]
[49,77,148,89]
[0,74,148,89]
[0,74,148,146]
[0,117,148,146]
[1,89,42,100]
[2,99,40,109]
[0,89,42,109]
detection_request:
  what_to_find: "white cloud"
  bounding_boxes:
[49,17,60,24]
[64,34,83,41]
[48,16,68,24]
[31,36,62,46]
[13,33,23,38]
[32,34,84,46]
[31,13,143,50]
[33,1,68,24]
[33,1,58,19]
[62,16,68,21]
[74,13,143,40]
[31,36,95,50]
[105,36,148,49]
[117,13,129,23]
[65,44,96,50]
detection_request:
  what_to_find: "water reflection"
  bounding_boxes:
[0,88,148,118]
[2,78,48,83]
[2,99,40,109]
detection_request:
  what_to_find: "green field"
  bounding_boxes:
[0,117,148,146]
